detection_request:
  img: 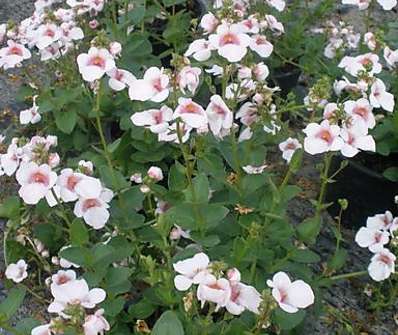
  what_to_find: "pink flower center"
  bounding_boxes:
[317,129,333,144]
[56,275,71,285]
[115,70,124,81]
[83,198,100,211]
[220,33,240,46]
[212,103,226,116]
[45,29,55,37]
[29,172,49,185]
[230,285,240,302]
[89,56,105,68]
[353,106,368,119]
[8,46,23,56]
[285,142,297,150]
[66,174,80,191]
[183,103,200,114]
[153,111,163,124]
[255,36,267,45]
[378,254,392,265]
[152,78,163,92]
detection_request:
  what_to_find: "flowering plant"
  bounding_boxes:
[0,0,397,334]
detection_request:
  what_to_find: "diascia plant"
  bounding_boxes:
[0,0,396,334]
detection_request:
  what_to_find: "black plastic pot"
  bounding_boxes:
[273,68,301,97]
[325,155,397,229]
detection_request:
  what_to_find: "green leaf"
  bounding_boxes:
[102,296,126,317]
[59,246,92,267]
[33,223,63,251]
[69,219,89,246]
[152,310,184,335]
[184,174,209,204]
[0,287,26,319]
[168,163,187,191]
[296,216,321,244]
[291,249,321,263]
[163,0,186,6]
[273,309,306,330]
[0,196,20,219]
[15,318,41,334]
[55,110,77,134]
[383,167,398,182]
[328,248,348,271]
[128,298,156,319]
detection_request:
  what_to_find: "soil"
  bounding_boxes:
[0,1,397,335]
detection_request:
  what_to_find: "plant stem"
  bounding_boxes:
[329,270,367,281]
[315,152,333,218]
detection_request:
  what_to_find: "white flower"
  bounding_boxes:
[355,226,389,252]
[264,15,284,35]
[147,166,163,181]
[225,269,262,315]
[368,248,396,281]
[344,98,375,129]
[51,270,77,288]
[384,46,398,68]
[197,275,231,310]
[184,39,214,62]
[33,23,62,50]
[303,120,344,155]
[338,53,382,77]
[200,12,219,34]
[369,78,395,112]
[83,309,110,335]
[376,0,397,10]
[131,106,173,134]
[249,35,273,58]
[266,0,286,11]
[242,163,268,174]
[16,162,57,205]
[128,67,169,102]
[20,96,41,125]
[279,138,302,163]
[109,41,122,57]
[57,168,85,202]
[31,324,51,335]
[48,278,106,315]
[209,23,251,62]
[178,66,202,95]
[73,177,113,229]
[77,47,115,82]
[173,253,210,291]
[0,40,31,69]
[366,211,395,232]
[252,63,269,81]
[1,143,21,176]
[364,32,376,50]
[5,259,28,283]
[174,98,207,129]
[107,68,136,91]
[340,122,375,158]
[158,123,192,144]
[342,0,370,10]
[206,95,233,138]
[267,272,314,313]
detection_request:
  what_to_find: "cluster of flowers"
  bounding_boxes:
[6,262,108,335]
[0,134,113,229]
[355,210,397,281]
[342,0,397,11]
[0,0,108,69]
[302,50,396,158]
[312,21,360,59]
[173,252,315,315]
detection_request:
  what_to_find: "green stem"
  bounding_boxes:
[329,270,367,281]
[315,153,333,218]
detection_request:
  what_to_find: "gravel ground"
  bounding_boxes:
[0,1,397,334]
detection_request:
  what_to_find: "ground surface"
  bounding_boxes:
[0,1,397,334]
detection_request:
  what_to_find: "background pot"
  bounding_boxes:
[325,155,397,228]
[272,67,301,97]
